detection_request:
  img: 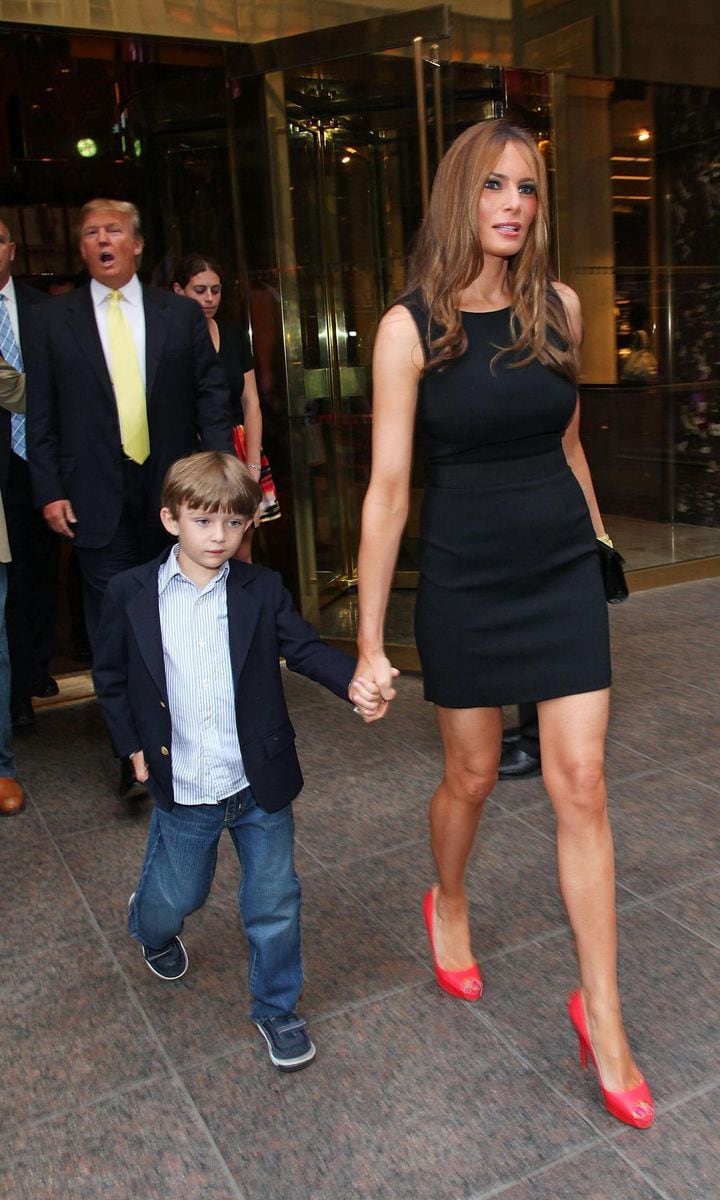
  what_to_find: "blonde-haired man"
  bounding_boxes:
[26,198,234,797]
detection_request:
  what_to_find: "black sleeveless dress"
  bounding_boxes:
[406,302,611,707]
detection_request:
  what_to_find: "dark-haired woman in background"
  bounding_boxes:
[172,255,279,561]
[351,119,654,1129]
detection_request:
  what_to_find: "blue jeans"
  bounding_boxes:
[129,788,302,1019]
[0,564,16,777]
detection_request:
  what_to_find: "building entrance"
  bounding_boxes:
[230,12,512,629]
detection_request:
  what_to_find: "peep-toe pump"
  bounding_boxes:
[567,989,654,1129]
[423,887,483,1001]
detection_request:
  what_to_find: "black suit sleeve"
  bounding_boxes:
[26,304,66,509]
[189,303,234,453]
[271,572,356,701]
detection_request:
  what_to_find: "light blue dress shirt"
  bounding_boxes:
[158,546,248,805]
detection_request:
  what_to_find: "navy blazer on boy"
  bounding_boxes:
[93,551,356,813]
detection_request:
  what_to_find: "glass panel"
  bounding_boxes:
[559,74,720,568]
[282,53,427,607]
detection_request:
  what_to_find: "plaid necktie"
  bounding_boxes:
[106,290,149,465]
[0,295,26,459]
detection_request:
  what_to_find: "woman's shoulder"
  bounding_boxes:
[392,287,427,320]
[377,302,424,348]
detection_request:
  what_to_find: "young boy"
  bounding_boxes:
[93,452,382,1071]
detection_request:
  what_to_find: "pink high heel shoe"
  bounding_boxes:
[423,888,483,1001]
[567,990,655,1129]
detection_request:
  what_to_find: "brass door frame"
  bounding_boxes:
[259,11,451,623]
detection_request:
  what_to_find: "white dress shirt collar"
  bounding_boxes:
[90,273,143,308]
[158,543,231,596]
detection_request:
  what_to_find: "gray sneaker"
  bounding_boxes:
[254,1013,316,1072]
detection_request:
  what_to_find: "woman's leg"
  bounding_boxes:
[429,705,503,971]
[538,690,644,1092]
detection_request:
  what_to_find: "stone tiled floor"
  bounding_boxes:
[1,579,719,1200]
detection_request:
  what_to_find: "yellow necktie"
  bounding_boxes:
[107,290,150,465]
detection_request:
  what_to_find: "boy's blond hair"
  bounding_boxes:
[162,452,262,519]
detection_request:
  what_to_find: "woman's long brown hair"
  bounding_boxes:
[402,119,577,380]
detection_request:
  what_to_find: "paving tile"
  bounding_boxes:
[0,938,168,1130]
[296,869,430,1013]
[332,805,571,968]
[2,577,719,1196]
[15,700,152,837]
[184,987,593,1200]
[486,773,547,815]
[649,871,720,948]
[478,905,720,1124]
[607,676,720,765]
[487,1143,665,1199]
[111,870,428,1071]
[611,772,720,898]
[55,817,151,935]
[293,741,442,866]
[503,769,720,901]
[0,840,96,962]
[669,746,720,796]
[0,1080,239,1200]
[108,906,256,1071]
[0,795,47,848]
[615,1084,720,1200]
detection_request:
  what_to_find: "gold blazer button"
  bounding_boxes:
[160,745,170,756]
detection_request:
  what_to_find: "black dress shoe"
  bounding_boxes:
[501,725,522,748]
[119,758,148,801]
[32,673,60,699]
[497,745,542,780]
[12,700,36,735]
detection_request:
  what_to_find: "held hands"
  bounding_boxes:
[43,499,77,539]
[129,750,150,783]
[349,654,400,723]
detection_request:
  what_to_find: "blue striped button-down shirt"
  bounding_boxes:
[158,546,248,805]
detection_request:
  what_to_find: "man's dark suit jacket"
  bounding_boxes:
[0,281,47,493]
[93,552,356,813]
[26,283,234,548]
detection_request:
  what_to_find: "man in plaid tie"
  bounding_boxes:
[0,354,30,814]
[0,220,57,735]
[26,200,234,798]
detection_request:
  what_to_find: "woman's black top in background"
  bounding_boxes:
[216,319,254,425]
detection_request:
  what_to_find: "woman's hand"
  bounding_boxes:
[350,655,400,723]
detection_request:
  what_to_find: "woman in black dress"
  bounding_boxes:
[351,120,654,1129]
[172,255,279,561]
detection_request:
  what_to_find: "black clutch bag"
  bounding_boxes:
[597,539,629,604]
